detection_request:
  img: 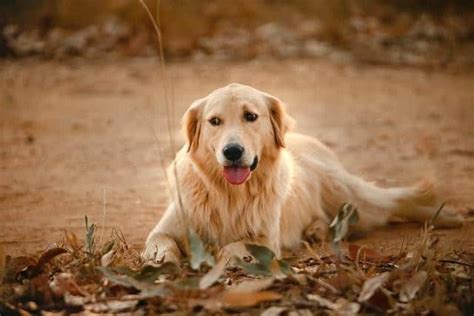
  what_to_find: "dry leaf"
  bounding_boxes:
[33,247,68,276]
[84,300,138,313]
[200,257,228,289]
[100,249,115,267]
[399,271,427,302]
[50,272,88,298]
[358,272,390,302]
[64,231,80,252]
[3,256,36,282]
[307,293,337,309]
[307,294,360,315]
[335,298,361,316]
[221,290,282,308]
[261,306,287,316]
[228,277,275,293]
[288,309,312,316]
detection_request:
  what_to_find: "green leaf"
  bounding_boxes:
[113,262,179,282]
[329,203,359,257]
[235,259,272,276]
[187,230,215,271]
[99,266,149,290]
[84,215,96,255]
[277,259,291,275]
[101,240,115,256]
[245,244,275,267]
[200,257,228,289]
[235,244,290,277]
[98,264,177,291]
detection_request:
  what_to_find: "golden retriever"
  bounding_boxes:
[143,83,462,263]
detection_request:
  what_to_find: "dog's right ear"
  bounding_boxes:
[183,97,206,152]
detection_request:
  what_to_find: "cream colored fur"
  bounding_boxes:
[143,83,463,263]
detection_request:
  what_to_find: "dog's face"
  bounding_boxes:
[183,83,293,185]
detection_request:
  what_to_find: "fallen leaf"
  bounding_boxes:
[329,203,359,256]
[115,262,179,283]
[84,300,138,313]
[33,247,68,276]
[358,272,390,302]
[100,249,115,267]
[221,291,281,308]
[335,298,361,316]
[308,294,360,315]
[235,259,272,276]
[307,293,337,309]
[261,306,287,316]
[50,272,88,298]
[228,277,274,293]
[3,256,36,282]
[200,257,228,289]
[98,265,173,291]
[330,204,359,242]
[235,244,290,277]
[187,230,215,270]
[246,244,275,267]
[64,293,89,306]
[399,270,427,302]
[288,309,312,316]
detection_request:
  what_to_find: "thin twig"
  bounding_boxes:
[139,0,187,235]
[98,187,106,246]
[438,259,471,267]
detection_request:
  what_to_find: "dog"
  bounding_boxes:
[143,83,463,263]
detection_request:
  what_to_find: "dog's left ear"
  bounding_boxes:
[265,94,295,148]
[183,97,206,152]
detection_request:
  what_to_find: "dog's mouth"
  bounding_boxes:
[222,156,258,185]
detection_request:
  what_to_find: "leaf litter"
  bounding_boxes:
[0,204,472,315]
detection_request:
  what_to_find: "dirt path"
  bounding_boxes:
[1,58,473,257]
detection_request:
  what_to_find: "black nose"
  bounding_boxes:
[223,143,244,161]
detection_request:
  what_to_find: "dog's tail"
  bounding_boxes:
[325,171,463,230]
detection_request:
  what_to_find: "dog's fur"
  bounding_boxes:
[143,83,463,263]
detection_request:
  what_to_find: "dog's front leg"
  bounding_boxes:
[143,203,184,264]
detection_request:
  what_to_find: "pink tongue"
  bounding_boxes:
[223,166,251,185]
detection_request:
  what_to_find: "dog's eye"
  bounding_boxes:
[244,112,258,122]
[209,117,221,126]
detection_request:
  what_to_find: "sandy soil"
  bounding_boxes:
[1,58,473,257]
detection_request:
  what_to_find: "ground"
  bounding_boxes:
[0,58,473,258]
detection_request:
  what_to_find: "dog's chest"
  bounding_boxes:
[186,189,275,246]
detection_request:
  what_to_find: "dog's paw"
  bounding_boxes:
[218,241,254,264]
[142,235,181,265]
[433,208,464,228]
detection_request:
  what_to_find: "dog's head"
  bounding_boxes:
[183,83,294,185]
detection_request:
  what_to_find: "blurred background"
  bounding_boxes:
[1,0,474,66]
[1,1,473,256]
